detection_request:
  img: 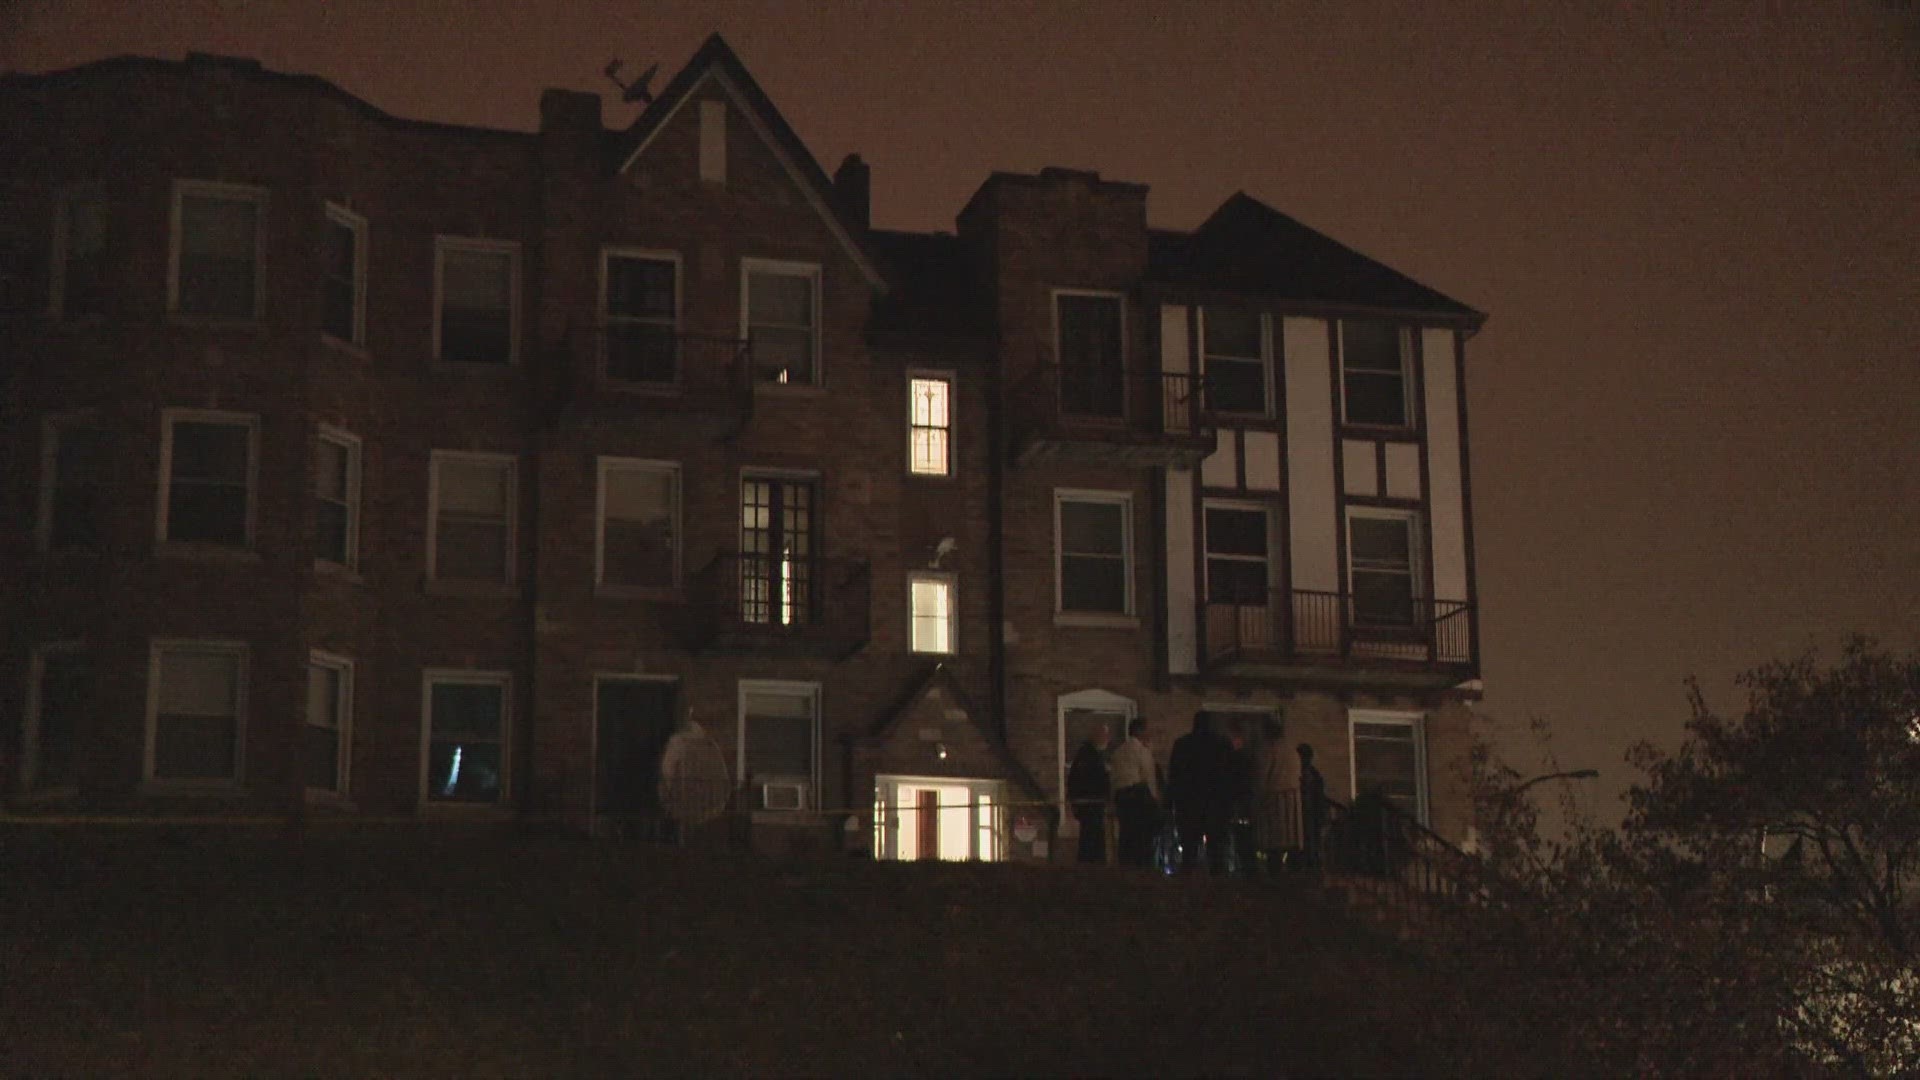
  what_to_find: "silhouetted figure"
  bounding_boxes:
[1297,742,1327,868]
[1067,721,1113,864]
[1168,711,1235,872]
[1108,718,1161,868]
[658,711,731,845]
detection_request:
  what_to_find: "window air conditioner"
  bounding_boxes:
[760,781,807,811]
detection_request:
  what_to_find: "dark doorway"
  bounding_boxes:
[595,679,678,812]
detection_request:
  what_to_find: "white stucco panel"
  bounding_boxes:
[1422,327,1469,603]
[1160,304,1191,374]
[1201,428,1236,489]
[1165,469,1198,674]
[1385,442,1421,499]
[1284,318,1339,594]
[1342,439,1377,497]
[1243,430,1281,491]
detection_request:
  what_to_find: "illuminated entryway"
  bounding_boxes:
[873,775,1006,861]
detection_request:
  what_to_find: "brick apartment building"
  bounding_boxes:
[0,36,1485,861]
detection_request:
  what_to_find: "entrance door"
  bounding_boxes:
[875,775,1005,862]
[595,679,677,812]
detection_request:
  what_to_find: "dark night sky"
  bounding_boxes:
[7,0,1917,824]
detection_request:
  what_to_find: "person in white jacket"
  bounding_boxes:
[1107,718,1161,868]
[657,707,731,843]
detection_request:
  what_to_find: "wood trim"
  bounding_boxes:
[1454,331,1481,668]
[1234,429,1248,490]
[1411,330,1436,615]
[1272,312,1294,625]
[1374,440,1388,496]
[1191,464,1208,663]
[1327,318,1349,652]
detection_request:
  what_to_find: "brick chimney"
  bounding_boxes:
[833,153,871,232]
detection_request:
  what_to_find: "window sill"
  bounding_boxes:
[594,583,681,601]
[754,381,827,397]
[1053,612,1140,630]
[424,578,517,599]
[39,545,107,558]
[429,358,520,376]
[313,560,365,585]
[139,779,244,796]
[1339,423,1420,441]
[303,787,356,808]
[320,332,371,361]
[906,470,958,482]
[418,801,514,820]
[156,542,260,563]
[167,312,267,327]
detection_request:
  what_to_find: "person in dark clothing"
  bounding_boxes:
[1297,742,1327,868]
[1167,711,1235,872]
[1066,721,1113,864]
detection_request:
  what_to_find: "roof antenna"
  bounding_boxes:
[603,58,659,106]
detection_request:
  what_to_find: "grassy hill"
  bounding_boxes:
[1,825,1537,1077]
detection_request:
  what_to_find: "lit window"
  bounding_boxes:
[908,375,952,476]
[322,204,366,346]
[430,452,515,584]
[159,411,256,548]
[1204,308,1267,414]
[744,261,819,384]
[52,188,108,318]
[1054,292,1125,418]
[909,573,957,654]
[1341,321,1411,427]
[424,674,507,804]
[598,458,679,589]
[1351,712,1426,823]
[40,419,111,552]
[148,642,246,784]
[1056,491,1132,615]
[25,648,86,793]
[740,682,818,808]
[315,428,361,569]
[740,476,817,626]
[171,181,265,319]
[436,238,518,364]
[603,252,678,382]
[1348,510,1420,626]
[306,653,352,794]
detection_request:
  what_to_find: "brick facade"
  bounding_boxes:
[1,39,1487,859]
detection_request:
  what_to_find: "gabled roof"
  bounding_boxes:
[613,34,884,289]
[862,665,1047,802]
[1149,192,1485,325]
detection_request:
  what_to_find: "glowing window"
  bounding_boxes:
[909,573,956,655]
[908,376,952,476]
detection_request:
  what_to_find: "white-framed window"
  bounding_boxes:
[1340,321,1412,428]
[1202,307,1270,415]
[596,457,680,590]
[421,671,510,805]
[601,248,680,383]
[50,186,108,319]
[1346,508,1422,627]
[1055,689,1135,814]
[738,680,820,809]
[306,651,353,795]
[908,373,953,476]
[1204,502,1272,605]
[428,451,516,584]
[1052,289,1126,419]
[908,571,957,655]
[144,640,247,787]
[21,646,86,794]
[873,775,1006,862]
[434,237,519,365]
[742,258,820,385]
[1349,710,1428,824]
[314,426,361,569]
[322,203,367,347]
[169,180,267,320]
[157,409,258,549]
[38,416,111,552]
[1055,489,1133,616]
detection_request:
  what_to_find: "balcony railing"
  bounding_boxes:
[683,553,871,658]
[554,326,754,431]
[1204,589,1474,670]
[1009,362,1212,466]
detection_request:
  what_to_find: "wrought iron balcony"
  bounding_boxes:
[550,326,753,435]
[1203,589,1475,684]
[1009,362,1213,467]
[683,553,871,658]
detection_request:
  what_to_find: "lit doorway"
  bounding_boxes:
[873,775,1005,862]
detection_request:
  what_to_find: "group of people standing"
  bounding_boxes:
[1067,711,1329,872]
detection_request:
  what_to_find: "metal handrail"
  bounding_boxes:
[561,325,754,418]
[1205,589,1474,666]
[1011,362,1207,439]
